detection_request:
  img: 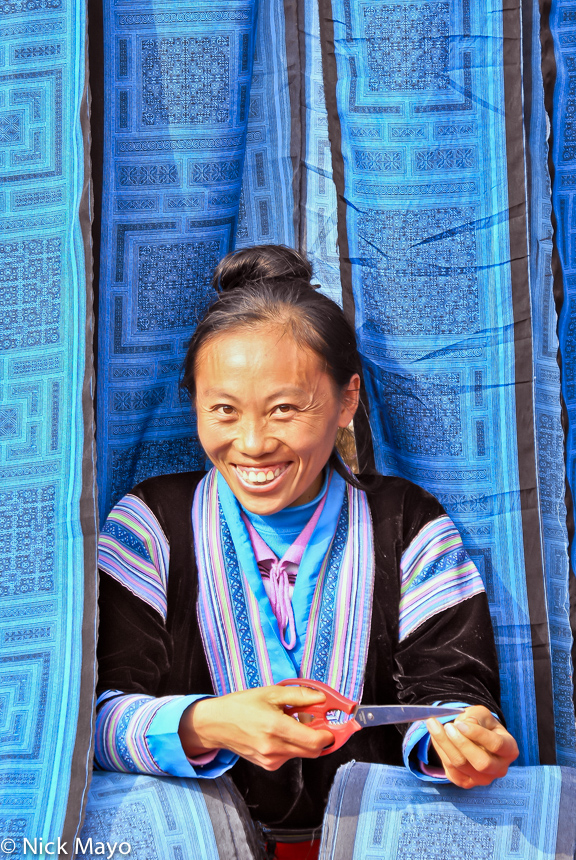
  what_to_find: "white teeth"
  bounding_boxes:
[236,465,286,486]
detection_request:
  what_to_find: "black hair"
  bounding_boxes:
[212,244,313,290]
[181,244,377,489]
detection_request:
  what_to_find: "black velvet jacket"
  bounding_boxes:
[97,471,502,831]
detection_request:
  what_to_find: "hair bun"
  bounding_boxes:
[213,244,313,292]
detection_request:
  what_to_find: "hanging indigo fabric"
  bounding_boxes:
[235,0,295,250]
[524,0,575,768]
[548,0,576,733]
[0,0,97,849]
[96,0,259,522]
[312,0,575,765]
[1,0,571,849]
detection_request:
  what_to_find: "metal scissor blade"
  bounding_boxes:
[354,704,464,727]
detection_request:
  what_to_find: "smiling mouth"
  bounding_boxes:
[233,463,289,488]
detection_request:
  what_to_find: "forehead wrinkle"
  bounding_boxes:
[194,326,333,406]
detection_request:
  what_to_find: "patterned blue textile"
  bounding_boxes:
[3,0,576,853]
[96,0,259,521]
[0,0,97,853]
[93,0,576,764]
[315,0,575,766]
[235,0,294,251]
[79,772,260,860]
[524,0,575,767]
[303,0,342,306]
[549,0,576,733]
[319,762,576,860]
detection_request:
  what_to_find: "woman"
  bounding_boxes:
[96,245,518,859]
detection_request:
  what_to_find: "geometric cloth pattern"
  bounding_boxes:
[96,0,259,522]
[3,0,576,853]
[235,0,294,253]
[0,0,97,855]
[548,0,576,718]
[319,762,576,860]
[314,0,576,768]
[78,771,262,860]
[93,0,576,768]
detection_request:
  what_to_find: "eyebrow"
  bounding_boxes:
[200,389,237,399]
[200,386,309,400]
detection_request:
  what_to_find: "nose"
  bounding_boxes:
[236,415,275,458]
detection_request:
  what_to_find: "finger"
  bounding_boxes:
[427,719,472,769]
[458,706,501,729]
[453,720,519,760]
[236,714,334,763]
[428,720,497,774]
[433,721,516,777]
[443,723,498,772]
[275,711,334,753]
[269,685,327,709]
[443,764,495,789]
[263,733,335,762]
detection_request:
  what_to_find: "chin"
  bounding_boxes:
[237,493,287,515]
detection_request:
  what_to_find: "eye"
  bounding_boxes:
[273,403,295,415]
[213,404,236,415]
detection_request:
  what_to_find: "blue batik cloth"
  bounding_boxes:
[319,763,576,860]
[0,0,97,849]
[310,0,575,767]
[78,771,260,860]
[96,0,260,521]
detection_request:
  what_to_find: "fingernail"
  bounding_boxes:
[427,718,441,734]
[454,720,470,734]
[445,723,459,739]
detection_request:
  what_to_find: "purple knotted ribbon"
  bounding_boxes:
[241,482,330,650]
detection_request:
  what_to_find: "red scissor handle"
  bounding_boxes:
[277,678,362,756]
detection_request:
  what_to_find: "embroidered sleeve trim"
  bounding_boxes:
[94,693,172,775]
[94,690,239,779]
[399,515,485,641]
[98,493,170,620]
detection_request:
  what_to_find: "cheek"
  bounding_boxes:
[285,416,339,456]
[197,415,228,451]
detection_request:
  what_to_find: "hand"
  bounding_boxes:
[178,684,335,771]
[426,705,519,788]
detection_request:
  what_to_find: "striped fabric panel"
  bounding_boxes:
[194,469,374,703]
[194,470,273,694]
[94,691,179,775]
[300,482,375,705]
[300,519,342,683]
[339,484,375,700]
[399,515,485,642]
[98,494,170,619]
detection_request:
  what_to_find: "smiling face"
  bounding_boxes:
[194,325,360,514]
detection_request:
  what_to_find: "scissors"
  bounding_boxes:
[278,678,464,756]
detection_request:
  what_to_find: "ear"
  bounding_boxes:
[338,373,361,427]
